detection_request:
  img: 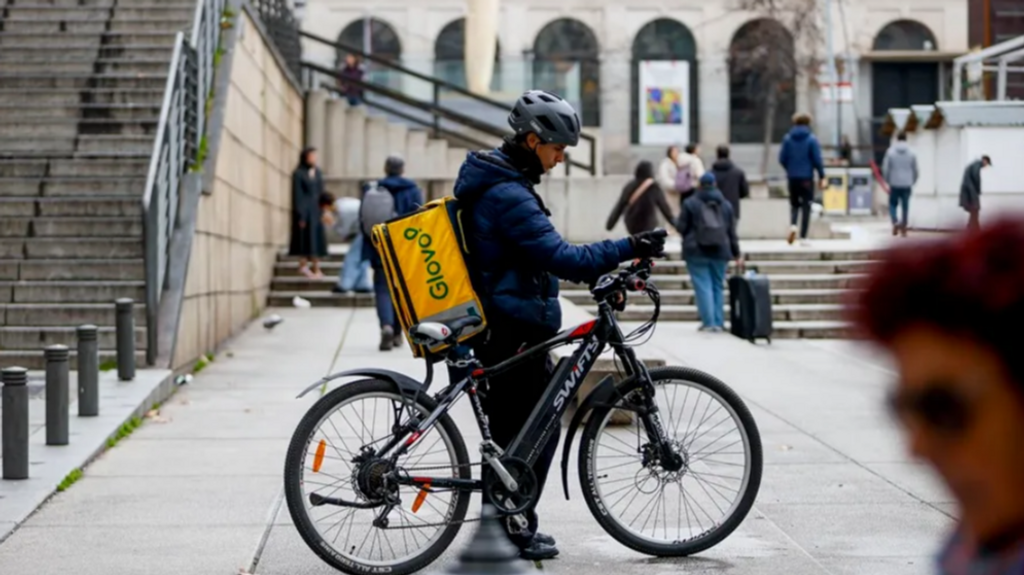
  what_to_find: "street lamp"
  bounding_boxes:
[427,504,529,575]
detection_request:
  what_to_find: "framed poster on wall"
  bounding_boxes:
[638,60,690,145]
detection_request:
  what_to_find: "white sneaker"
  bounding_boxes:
[799,239,812,247]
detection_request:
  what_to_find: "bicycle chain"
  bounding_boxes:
[377,460,510,531]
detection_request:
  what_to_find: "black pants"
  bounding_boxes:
[471,319,559,547]
[967,208,980,231]
[788,179,814,239]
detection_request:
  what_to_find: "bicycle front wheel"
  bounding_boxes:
[578,366,762,556]
[284,378,471,575]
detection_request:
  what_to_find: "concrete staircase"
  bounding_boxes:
[563,248,881,338]
[0,0,194,368]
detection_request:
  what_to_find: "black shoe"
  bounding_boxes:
[379,326,394,351]
[534,532,556,546]
[518,541,559,561]
[331,285,348,294]
[392,331,404,349]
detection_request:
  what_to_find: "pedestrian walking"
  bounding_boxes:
[657,145,680,198]
[675,143,706,205]
[852,217,1024,575]
[959,155,992,231]
[289,147,327,278]
[338,54,365,106]
[319,192,372,294]
[679,173,740,332]
[881,132,919,237]
[709,144,750,221]
[606,160,676,235]
[779,113,825,245]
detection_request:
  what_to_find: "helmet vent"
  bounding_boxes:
[558,113,577,133]
[537,115,557,133]
[522,96,534,105]
[538,93,556,103]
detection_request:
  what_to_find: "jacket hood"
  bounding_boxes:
[453,149,530,202]
[695,187,728,203]
[712,159,735,171]
[892,141,910,154]
[378,175,419,193]
[787,125,813,141]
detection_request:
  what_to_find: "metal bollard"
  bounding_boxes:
[115,298,135,381]
[429,504,528,575]
[2,366,30,480]
[44,344,70,446]
[77,324,99,417]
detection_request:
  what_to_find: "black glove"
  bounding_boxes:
[629,228,668,259]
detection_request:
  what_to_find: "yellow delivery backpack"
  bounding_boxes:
[370,197,487,358]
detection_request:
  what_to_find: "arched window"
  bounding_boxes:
[729,19,796,143]
[434,18,500,89]
[533,18,601,127]
[337,18,402,91]
[873,20,937,51]
[631,18,698,144]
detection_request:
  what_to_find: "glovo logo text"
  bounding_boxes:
[404,227,448,300]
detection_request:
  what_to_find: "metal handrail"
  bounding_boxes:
[189,0,225,146]
[299,30,598,175]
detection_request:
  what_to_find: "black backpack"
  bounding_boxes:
[696,199,729,248]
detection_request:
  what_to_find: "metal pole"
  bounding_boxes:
[77,324,99,416]
[437,504,528,574]
[2,366,29,480]
[44,345,70,446]
[825,0,839,155]
[115,298,136,381]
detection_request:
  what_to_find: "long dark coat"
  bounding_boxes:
[289,164,327,258]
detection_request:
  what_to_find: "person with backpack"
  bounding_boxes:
[675,143,706,205]
[319,192,372,294]
[779,113,825,245]
[709,144,750,221]
[679,172,740,332]
[361,155,423,351]
[605,160,676,235]
[881,132,919,237]
[452,90,667,561]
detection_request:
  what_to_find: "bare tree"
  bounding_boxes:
[730,0,822,177]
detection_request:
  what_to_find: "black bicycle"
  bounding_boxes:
[284,258,763,575]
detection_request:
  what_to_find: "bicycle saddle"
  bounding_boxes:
[409,316,483,345]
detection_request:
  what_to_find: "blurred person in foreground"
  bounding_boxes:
[851,218,1024,575]
[606,160,676,235]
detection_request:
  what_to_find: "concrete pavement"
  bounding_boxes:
[0,305,953,575]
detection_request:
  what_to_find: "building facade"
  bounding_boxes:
[298,0,969,176]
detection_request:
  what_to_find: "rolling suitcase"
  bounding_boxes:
[728,271,773,344]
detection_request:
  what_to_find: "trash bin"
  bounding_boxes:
[847,167,874,215]
[822,167,849,215]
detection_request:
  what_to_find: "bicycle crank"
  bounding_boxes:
[482,457,538,516]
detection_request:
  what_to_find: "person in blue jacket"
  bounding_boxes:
[778,113,825,245]
[452,90,666,560]
[363,156,423,351]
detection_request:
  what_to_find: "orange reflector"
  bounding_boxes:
[312,439,327,473]
[412,484,431,514]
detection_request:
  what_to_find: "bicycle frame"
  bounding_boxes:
[372,300,670,494]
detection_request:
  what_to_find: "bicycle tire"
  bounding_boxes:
[284,378,472,575]
[578,366,763,557]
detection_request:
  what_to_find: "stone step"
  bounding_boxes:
[113,5,197,20]
[0,176,147,196]
[0,58,171,75]
[0,136,155,157]
[0,350,147,371]
[274,260,344,277]
[0,325,147,350]
[0,238,143,259]
[276,253,347,263]
[597,303,847,323]
[661,321,854,340]
[564,288,853,307]
[562,273,867,291]
[0,159,49,178]
[0,217,142,238]
[0,197,142,217]
[0,259,144,281]
[0,31,177,48]
[0,72,167,90]
[3,6,113,20]
[266,291,374,308]
[0,117,159,138]
[271,276,342,293]
[0,280,145,303]
[626,260,878,276]
[0,302,146,327]
[108,18,192,33]
[1,0,115,6]
[49,158,150,178]
[1,19,111,34]
[0,44,173,62]
[0,87,164,107]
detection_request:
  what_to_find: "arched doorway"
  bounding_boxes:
[728,18,796,144]
[533,18,600,127]
[337,18,402,89]
[870,20,939,162]
[631,18,698,144]
[434,18,500,90]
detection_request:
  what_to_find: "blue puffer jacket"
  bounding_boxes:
[778,125,825,181]
[361,176,424,261]
[453,150,634,334]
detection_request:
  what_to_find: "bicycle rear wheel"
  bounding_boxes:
[284,378,471,575]
[578,366,762,556]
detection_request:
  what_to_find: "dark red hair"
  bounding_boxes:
[850,218,1024,387]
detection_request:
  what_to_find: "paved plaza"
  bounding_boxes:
[0,305,953,575]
